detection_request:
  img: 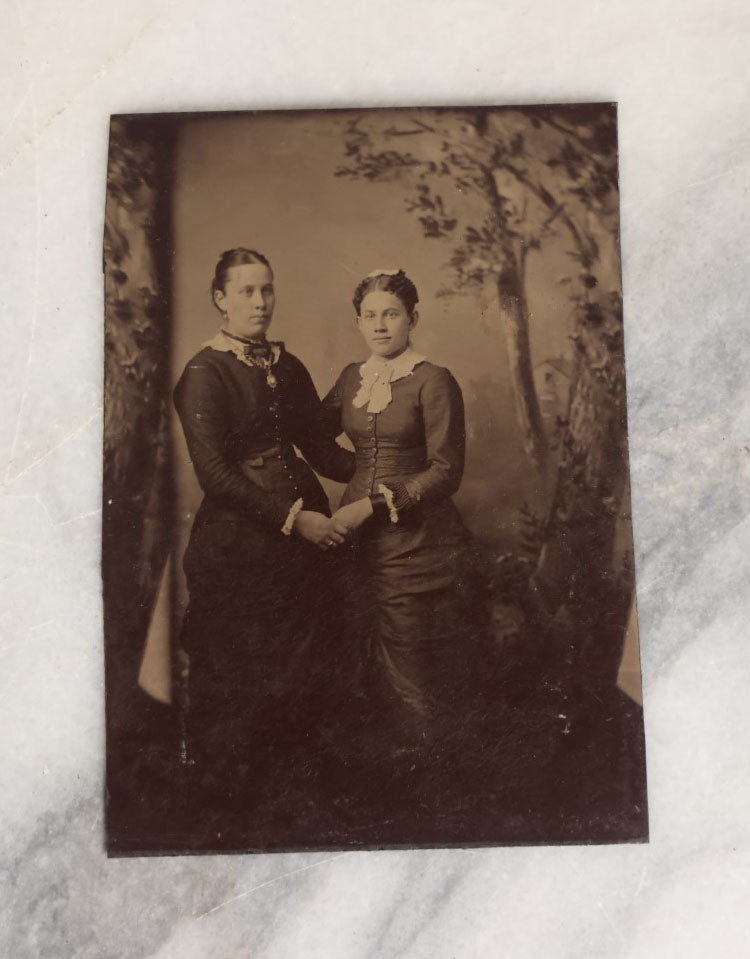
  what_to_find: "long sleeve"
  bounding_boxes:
[292,361,355,484]
[389,366,465,512]
[321,371,346,438]
[174,359,295,529]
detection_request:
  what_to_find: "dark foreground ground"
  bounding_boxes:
[106,640,648,856]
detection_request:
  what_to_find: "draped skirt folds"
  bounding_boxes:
[179,517,348,785]
[178,499,490,799]
[341,500,490,755]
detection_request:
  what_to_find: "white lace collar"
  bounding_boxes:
[203,329,282,367]
[353,347,426,414]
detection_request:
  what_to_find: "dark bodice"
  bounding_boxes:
[174,344,355,530]
[324,360,466,510]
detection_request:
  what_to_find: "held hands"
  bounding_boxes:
[294,499,374,549]
[331,498,374,535]
[293,510,349,550]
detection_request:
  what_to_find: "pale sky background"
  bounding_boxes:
[156,108,640,702]
[170,109,588,549]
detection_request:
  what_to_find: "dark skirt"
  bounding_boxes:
[342,500,491,754]
[179,515,346,788]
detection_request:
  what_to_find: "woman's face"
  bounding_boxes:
[357,291,417,359]
[214,262,276,340]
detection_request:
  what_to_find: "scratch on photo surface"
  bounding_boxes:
[196,852,351,921]
[54,508,103,528]
[0,495,102,531]
[569,858,627,945]
[0,494,54,527]
[3,406,103,488]
[0,537,42,552]
[5,0,41,489]
[1,4,171,177]
[0,71,42,149]
[621,155,749,211]
[633,863,655,899]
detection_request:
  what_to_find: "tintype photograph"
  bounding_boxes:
[102,104,648,855]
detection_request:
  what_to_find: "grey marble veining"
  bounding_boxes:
[2,0,749,955]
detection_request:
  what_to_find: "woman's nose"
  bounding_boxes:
[373,316,387,330]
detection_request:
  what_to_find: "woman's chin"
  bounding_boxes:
[370,343,407,359]
[243,322,271,339]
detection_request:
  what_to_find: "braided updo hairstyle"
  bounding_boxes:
[352,269,419,317]
[210,248,273,309]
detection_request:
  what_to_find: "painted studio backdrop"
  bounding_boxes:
[103,106,647,854]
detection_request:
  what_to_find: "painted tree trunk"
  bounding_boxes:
[102,118,175,724]
[495,259,548,473]
[529,295,632,683]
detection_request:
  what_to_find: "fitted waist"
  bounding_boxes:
[202,442,329,516]
[346,447,427,500]
[354,445,426,474]
[238,444,313,491]
[238,443,297,468]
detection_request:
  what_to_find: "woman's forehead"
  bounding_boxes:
[225,262,274,286]
[360,290,405,310]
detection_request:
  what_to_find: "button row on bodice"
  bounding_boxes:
[268,398,300,497]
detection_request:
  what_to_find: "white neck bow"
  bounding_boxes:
[352,348,426,414]
[203,329,282,367]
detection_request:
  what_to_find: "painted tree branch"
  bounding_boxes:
[480,161,548,471]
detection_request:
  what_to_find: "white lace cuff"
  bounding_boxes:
[377,484,399,524]
[281,498,304,535]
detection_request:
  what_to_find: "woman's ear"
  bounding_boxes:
[409,310,420,331]
[213,288,226,314]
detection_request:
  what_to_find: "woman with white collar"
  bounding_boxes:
[324,269,484,757]
[173,247,355,805]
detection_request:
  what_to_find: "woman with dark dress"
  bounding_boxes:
[173,248,354,807]
[323,269,488,773]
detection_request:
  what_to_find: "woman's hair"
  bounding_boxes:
[211,248,273,301]
[352,269,419,316]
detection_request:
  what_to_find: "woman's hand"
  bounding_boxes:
[332,498,374,535]
[293,510,348,549]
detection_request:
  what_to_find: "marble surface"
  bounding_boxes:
[2,0,749,955]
